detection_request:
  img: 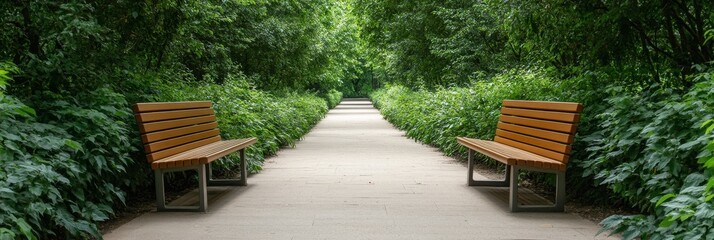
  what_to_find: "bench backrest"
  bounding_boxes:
[495,100,583,164]
[133,101,222,163]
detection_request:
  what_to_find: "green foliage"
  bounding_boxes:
[355,0,713,88]
[154,75,328,172]
[1,0,362,95]
[371,70,568,161]
[597,66,714,239]
[321,89,343,109]
[1,67,136,238]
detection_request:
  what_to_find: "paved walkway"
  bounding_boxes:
[105,99,611,240]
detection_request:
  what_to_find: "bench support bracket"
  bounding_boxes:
[466,149,566,212]
[154,149,249,213]
[509,166,565,212]
[467,149,510,187]
[155,165,208,212]
[206,149,248,186]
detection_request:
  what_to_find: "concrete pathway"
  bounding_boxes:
[104,99,611,240]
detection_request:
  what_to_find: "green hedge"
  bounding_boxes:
[595,70,714,239]
[321,89,344,109]
[0,70,333,238]
[0,87,136,238]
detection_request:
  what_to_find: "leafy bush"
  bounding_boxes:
[321,89,343,109]
[1,67,136,238]
[597,67,714,239]
[154,75,329,172]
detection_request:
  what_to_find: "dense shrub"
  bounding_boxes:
[321,89,344,109]
[154,75,329,172]
[1,69,136,238]
[597,67,714,239]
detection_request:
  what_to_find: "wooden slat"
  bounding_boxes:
[200,138,257,163]
[139,115,216,133]
[501,107,579,123]
[144,129,221,153]
[497,122,573,143]
[456,137,565,171]
[494,136,568,163]
[133,101,212,113]
[152,138,257,169]
[499,115,577,133]
[456,137,519,165]
[136,108,214,123]
[146,136,221,162]
[141,122,219,143]
[495,129,571,154]
[503,100,582,113]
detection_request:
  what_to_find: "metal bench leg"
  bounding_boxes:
[509,165,520,212]
[510,167,566,212]
[468,149,510,187]
[239,149,247,186]
[155,168,167,212]
[197,164,208,212]
[206,149,248,186]
[154,165,208,212]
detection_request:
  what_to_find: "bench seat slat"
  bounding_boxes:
[145,129,221,153]
[147,136,222,162]
[503,100,582,112]
[457,137,565,171]
[497,122,574,144]
[494,136,568,163]
[495,129,571,154]
[133,101,213,113]
[152,138,257,169]
[139,115,217,133]
[142,122,219,143]
[501,107,580,123]
[136,108,215,123]
[499,115,576,134]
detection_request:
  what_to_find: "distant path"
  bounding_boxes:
[105,98,611,239]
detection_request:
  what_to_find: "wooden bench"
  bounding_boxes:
[133,101,257,212]
[456,100,583,212]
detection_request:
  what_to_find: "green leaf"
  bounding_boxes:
[14,218,36,240]
[678,140,700,151]
[680,212,694,221]
[90,210,109,221]
[702,120,714,134]
[659,216,676,228]
[28,185,42,197]
[0,228,16,240]
[3,140,20,152]
[64,139,82,151]
[656,193,676,207]
[3,133,21,141]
